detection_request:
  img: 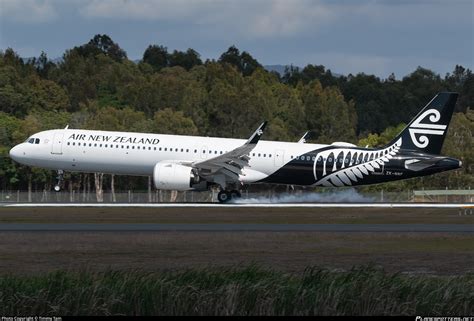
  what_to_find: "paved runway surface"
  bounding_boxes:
[0,223,472,232]
[1,203,472,208]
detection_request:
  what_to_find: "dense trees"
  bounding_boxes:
[0,34,472,192]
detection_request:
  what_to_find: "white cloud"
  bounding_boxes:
[237,0,336,38]
[79,0,337,38]
[0,0,57,23]
[79,0,216,21]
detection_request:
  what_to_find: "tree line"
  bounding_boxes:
[0,34,472,195]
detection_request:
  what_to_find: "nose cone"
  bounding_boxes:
[9,144,24,163]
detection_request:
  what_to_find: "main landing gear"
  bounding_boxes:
[54,169,64,192]
[217,190,242,203]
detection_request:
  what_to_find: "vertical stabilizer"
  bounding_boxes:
[387,92,458,154]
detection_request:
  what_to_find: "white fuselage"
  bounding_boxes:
[10,129,327,184]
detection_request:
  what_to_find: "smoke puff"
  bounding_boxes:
[233,189,375,204]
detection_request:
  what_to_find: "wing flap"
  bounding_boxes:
[192,121,267,185]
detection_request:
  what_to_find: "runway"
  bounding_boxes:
[1,202,472,208]
[0,223,472,232]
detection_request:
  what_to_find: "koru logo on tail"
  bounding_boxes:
[408,109,446,148]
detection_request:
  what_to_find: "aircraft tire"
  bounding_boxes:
[230,190,241,199]
[217,190,231,203]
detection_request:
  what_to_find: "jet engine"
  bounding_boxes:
[153,162,200,190]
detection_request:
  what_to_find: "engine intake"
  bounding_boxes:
[153,162,199,190]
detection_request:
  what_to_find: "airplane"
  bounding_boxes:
[9,92,461,203]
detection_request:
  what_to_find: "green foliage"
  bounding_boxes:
[301,81,357,143]
[219,45,262,76]
[142,45,202,72]
[152,108,198,135]
[0,265,472,315]
[143,45,169,71]
[358,123,406,148]
[74,34,127,62]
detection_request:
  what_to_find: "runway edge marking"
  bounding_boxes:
[0,203,472,208]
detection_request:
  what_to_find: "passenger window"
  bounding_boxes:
[132,146,135,149]
[72,142,75,146]
[175,148,178,152]
[258,153,261,157]
[186,149,189,152]
[165,148,167,151]
[89,143,92,147]
[127,146,129,149]
[194,149,197,153]
[269,154,272,158]
[263,154,266,157]
[67,142,70,146]
[253,153,255,156]
[220,151,223,154]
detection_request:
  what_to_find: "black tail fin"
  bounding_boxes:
[387,92,458,154]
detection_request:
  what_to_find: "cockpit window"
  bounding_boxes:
[35,138,40,144]
[28,138,34,144]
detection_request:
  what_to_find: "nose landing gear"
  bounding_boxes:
[217,190,242,203]
[54,169,64,192]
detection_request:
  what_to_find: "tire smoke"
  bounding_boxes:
[232,189,375,204]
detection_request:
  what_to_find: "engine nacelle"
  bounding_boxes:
[153,162,199,190]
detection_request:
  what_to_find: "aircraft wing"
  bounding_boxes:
[191,121,267,183]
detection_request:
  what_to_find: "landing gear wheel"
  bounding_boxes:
[54,169,64,192]
[217,190,231,203]
[230,190,241,199]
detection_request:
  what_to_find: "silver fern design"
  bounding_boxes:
[313,139,402,187]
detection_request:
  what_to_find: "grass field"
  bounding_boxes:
[1,265,472,315]
[1,231,472,275]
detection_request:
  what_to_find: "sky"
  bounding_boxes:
[0,0,472,78]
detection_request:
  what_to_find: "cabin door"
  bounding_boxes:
[274,149,285,167]
[51,132,64,155]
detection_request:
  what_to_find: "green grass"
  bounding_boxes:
[0,265,472,316]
